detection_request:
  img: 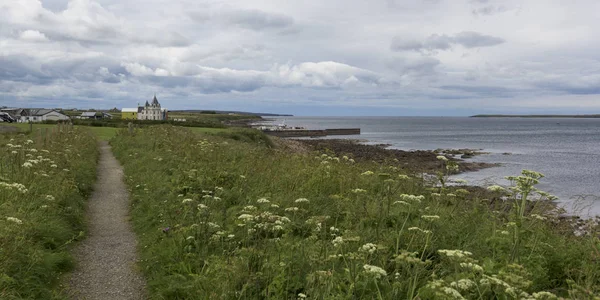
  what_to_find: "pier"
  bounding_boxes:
[262,128,360,138]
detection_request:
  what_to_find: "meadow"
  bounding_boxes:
[0,126,98,299]
[111,126,600,299]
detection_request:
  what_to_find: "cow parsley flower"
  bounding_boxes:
[46,195,55,201]
[363,264,387,279]
[351,188,367,193]
[285,207,299,212]
[22,162,33,168]
[50,164,58,168]
[238,214,254,222]
[6,217,23,224]
[421,215,440,221]
[487,185,506,192]
[295,198,309,203]
[361,171,374,176]
[332,236,344,247]
[398,174,410,180]
[438,249,473,258]
[182,198,193,204]
[359,243,377,254]
[257,198,270,204]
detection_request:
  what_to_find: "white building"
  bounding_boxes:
[138,95,168,120]
[0,108,70,123]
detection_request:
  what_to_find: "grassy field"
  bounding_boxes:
[0,127,98,299]
[1,123,119,141]
[110,126,600,299]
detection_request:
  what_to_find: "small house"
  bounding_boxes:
[80,112,113,119]
[121,108,138,120]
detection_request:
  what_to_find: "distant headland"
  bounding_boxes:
[470,114,600,118]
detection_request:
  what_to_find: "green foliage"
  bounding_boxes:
[0,127,99,299]
[111,126,600,299]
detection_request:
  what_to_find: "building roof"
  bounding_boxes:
[81,112,98,117]
[151,94,160,107]
[122,108,138,112]
[23,109,62,116]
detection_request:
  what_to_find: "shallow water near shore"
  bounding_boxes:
[265,116,600,217]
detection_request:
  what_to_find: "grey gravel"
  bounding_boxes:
[68,141,147,300]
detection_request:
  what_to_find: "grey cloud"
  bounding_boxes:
[189,8,295,31]
[387,57,441,76]
[439,85,514,98]
[391,31,504,52]
[453,31,505,48]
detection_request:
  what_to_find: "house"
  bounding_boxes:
[121,108,138,120]
[138,95,168,120]
[80,112,113,119]
[1,108,70,123]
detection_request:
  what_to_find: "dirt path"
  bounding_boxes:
[68,141,146,299]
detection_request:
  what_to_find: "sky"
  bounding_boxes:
[1,0,600,116]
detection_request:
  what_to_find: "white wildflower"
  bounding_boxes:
[332,236,344,247]
[441,287,466,299]
[450,279,476,291]
[238,214,254,222]
[257,198,270,204]
[50,164,57,168]
[182,198,193,204]
[295,198,309,203]
[359,243,377,254]
[46,195,55,201]
[438,249,473,258]
[421,215,440,221]
[487,185,506,192]
[530,214,547,221]
[460,262,484,272]
[351,188,367,193]
[6,217,23,224]
[22,162,33,168]
[297,293,307,299]
[197,204,208,210]
[361,171,374,176]
[437,155,448,161]
[363,264,387,279]
[285,207,299,212]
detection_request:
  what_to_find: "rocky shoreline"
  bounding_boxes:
[294,138,498,175]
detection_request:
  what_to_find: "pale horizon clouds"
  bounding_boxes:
[1,0,599,115]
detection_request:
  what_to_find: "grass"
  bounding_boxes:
[1,123,119,141]
[110,125,600,299]
[0,127,98,299]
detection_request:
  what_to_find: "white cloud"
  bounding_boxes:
[19,30,49,42]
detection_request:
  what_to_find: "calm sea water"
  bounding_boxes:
[264,117,600,217]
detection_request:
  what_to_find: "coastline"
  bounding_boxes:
[277,138,600,219]
[293,138,498,175]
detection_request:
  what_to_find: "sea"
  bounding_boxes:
[262,117,600,217]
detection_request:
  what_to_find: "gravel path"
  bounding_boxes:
[68,141,146,299]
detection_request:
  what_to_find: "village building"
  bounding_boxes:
[121,95,168,121]
[0,108,70,123]
[80,112,113,120]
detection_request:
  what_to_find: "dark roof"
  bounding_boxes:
[81,112,98,117]
[151,94,160,106]
[138,106,144,113]
[22,109,57,116]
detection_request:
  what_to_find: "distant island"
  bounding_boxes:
[471,114,600,118]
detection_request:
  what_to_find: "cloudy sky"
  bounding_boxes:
[1,0,600,115]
